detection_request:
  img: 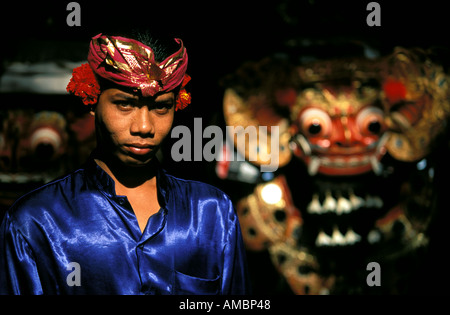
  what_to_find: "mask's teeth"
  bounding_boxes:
[308,156,321,176]
[336,196,352,215]
[322,190,336,213]
[331,226,346,245]
[367,229,382,244]
[315,227,362,247]
[376,132,389,155]
[307,194,323,214]
[349,190,365,209]
[316,230,332,246]
[365,195,384,208]
[295,134,312,156]
[370,155,383,175]
[344,228,361,245]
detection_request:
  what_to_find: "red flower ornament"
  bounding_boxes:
[67,64,191,111]
[66,63,101,106]
[176,74,192,111]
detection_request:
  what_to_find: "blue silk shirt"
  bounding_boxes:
[0,158,249,295]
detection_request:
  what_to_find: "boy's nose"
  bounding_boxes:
[131,107,154,136]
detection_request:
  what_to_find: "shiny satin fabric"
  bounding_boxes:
[88,33,188,97]
[0,158,249,294]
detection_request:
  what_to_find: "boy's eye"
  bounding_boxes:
[114,100,135,109]
[154,102,173,112]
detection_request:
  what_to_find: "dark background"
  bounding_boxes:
[2,1,449,136]
[2,0,443,181]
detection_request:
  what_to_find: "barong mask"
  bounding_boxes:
[220,47,450,294]
[67,33,191,111]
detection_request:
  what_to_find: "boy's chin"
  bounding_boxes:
[120,154,156,167]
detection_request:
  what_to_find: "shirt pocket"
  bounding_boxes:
[173,270,221,295]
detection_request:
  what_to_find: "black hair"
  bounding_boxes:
[114,28,180,63]
[132,30,180,62]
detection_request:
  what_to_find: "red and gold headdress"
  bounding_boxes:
[67,33,191,111]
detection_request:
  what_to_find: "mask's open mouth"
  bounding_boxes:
[305,187,386,248]
[289,165,404,261]
[304,153,384,176]
[293,132,389,177]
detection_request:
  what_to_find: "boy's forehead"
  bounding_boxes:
[107,87,175,101]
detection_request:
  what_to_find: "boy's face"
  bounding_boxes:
[94,87,175,167]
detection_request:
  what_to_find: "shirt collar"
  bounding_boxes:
[84,153,170,208]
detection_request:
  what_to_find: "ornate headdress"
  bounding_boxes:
[67,33,191,111]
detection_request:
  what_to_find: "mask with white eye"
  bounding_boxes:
[30,127,62,160]
[356,106,385,136]
[299,108,332,138]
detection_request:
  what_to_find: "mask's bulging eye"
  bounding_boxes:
[30,127,62,160]
[299,108,332,138]
[356,107,385,136]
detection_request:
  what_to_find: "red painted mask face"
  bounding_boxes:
[291,84,387,176]
[221,48,450,295]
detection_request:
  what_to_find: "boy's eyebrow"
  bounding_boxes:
[154,93,175,103]
[155,98,174,104]
[110,92,139,100]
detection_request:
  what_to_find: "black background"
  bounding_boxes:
[2,0,442,181]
